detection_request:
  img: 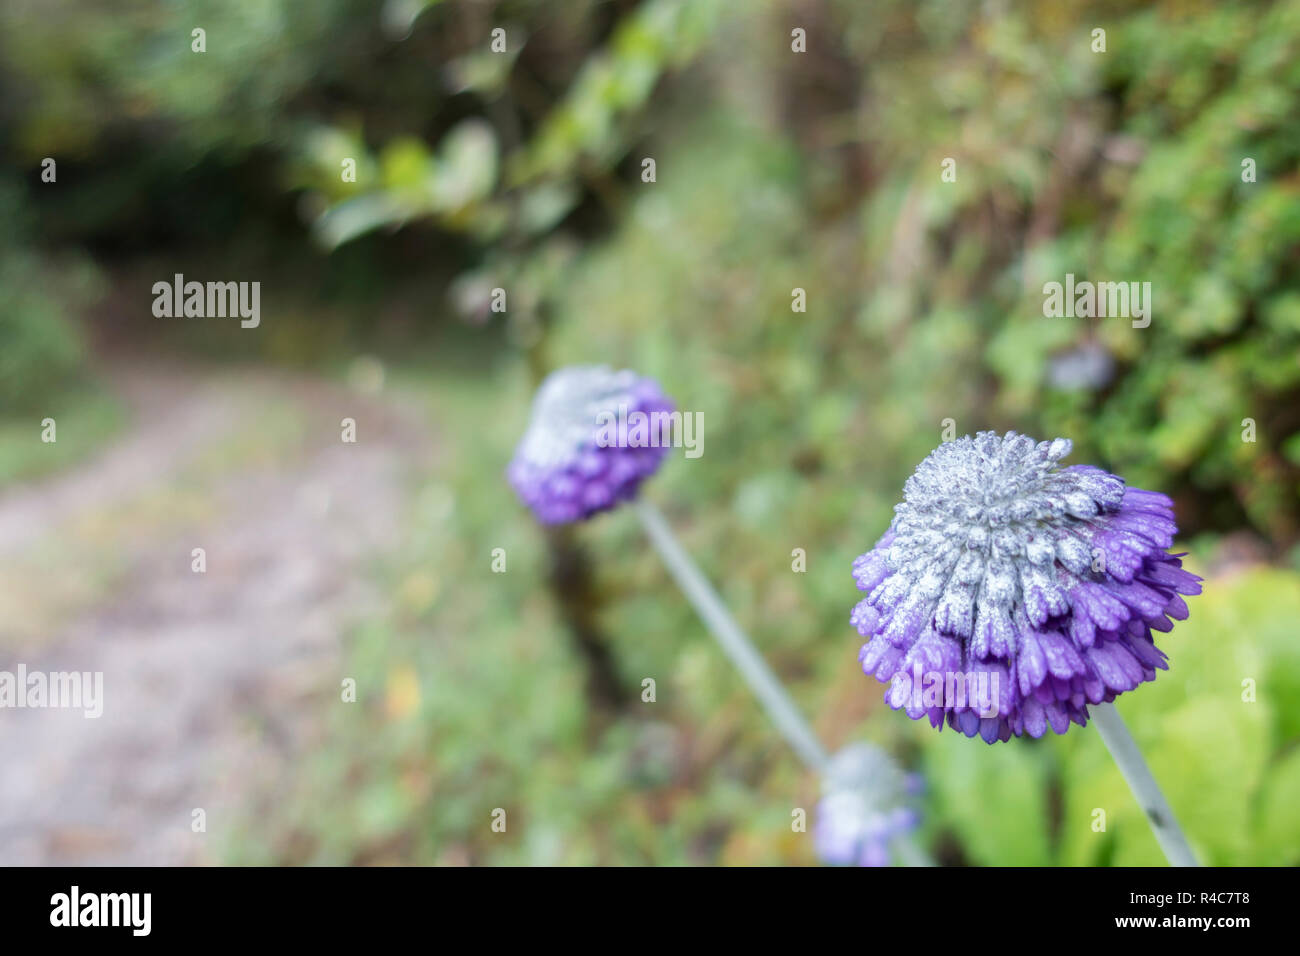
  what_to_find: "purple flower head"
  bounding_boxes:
[814,743,920,867]
[852,431,1201,743]
[508,365,674,524]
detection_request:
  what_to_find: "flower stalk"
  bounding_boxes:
[635,498,829,773]
[1091,701,1199,866]
[636,497,933,866]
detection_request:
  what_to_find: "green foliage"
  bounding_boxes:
[0,175,100,413]
[1054,567,1300,866]
[923,732,1054,866]
[919,564,1300,866]
[310,120,502,248]
[2,0,347,159]
[295,0,725,249]
[843,0,1300,544]
[0,251,91,412]
[0,386,123,484]
[508,0,723,184]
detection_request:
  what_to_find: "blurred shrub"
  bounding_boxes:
[295,0,724,252]
[839,0,1300,545]
[0,179,99,411]
[1,0,348,159]
[0,251,91,411]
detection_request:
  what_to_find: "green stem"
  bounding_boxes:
[1092,701,1199,866]
[634,498,829,772]
[636,498,939,866]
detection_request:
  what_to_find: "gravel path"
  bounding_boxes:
[0,363,425,865]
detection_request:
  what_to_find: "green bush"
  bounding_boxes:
[0,243,97,413]
[840,0,1300,546]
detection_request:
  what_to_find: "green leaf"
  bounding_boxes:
[923,731,1053,865]
[313,194,408,249]
[1252,747,1300,865]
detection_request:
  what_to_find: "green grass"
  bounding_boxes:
[0,385,125,487]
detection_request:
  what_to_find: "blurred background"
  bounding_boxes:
[1,0,1298,866]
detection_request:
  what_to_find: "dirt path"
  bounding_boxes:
[0,362,429,865]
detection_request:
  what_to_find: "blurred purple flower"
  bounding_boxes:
[508,366,674,524]
[1048,341,1114,392]
[814,743,919,867]
[852,431,1201,743]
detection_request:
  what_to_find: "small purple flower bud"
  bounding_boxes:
[508,366,674,524]
[814,743,920,867]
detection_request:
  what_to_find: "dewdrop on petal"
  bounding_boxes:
[852,431,1201,743]
[814,743,920,867]
[508,366,674,524]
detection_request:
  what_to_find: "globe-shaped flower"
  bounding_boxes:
[508,365,674,524]
[814,743,920,867]
[852,432,1201,743]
